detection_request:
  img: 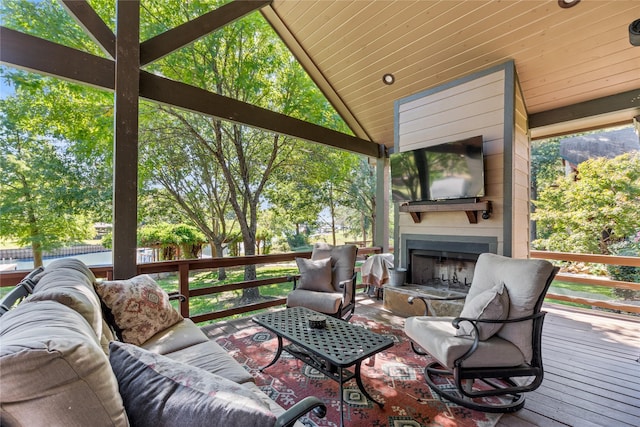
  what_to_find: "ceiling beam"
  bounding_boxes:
[139,71,384,158]
[0,26,384,158]
[140,0,272,66]
[60,0,116,58]
[529,89,640,129]
[0,27,115,90]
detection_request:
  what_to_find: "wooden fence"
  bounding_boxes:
[530,250,640,314]
[2,248,637,319]
[0,247,383,322]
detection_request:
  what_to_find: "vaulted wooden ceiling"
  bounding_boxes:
[262,0,640,145]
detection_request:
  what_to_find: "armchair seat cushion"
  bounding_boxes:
[405,316,525,368]
[287,289,343,314]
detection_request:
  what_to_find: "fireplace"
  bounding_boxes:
[401,234,498,292]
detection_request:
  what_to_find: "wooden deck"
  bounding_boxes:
[201,295,640,427]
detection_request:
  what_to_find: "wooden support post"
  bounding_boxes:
[112,1,140,279]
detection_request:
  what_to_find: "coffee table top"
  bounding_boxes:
[253,307,394,367]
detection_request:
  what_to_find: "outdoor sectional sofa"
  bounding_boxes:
[0,258,324,426]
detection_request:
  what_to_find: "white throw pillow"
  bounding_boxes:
[455,283,510,340]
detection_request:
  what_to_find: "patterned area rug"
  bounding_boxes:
[216,315,502,427]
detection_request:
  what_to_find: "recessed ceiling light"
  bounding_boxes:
[558,0,580,8]
[382,73,395,85]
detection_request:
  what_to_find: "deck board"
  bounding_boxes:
[200,296,640,427]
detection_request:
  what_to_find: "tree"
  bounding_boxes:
[139,106,237,279]
[532,152,640,254]
[340,157,377,245]
[530,138,563,242]
[0,97,95,266]
[136,2,351,301]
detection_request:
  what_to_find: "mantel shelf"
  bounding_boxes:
[399,201,492,224]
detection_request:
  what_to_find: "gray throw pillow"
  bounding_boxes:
[296,257,334,292]
[455,282,510,340]
[109,341,277,427]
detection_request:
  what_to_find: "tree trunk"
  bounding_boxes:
[213,242,227,280]
[32,241,43,268]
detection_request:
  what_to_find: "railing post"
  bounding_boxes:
[179,263,190,318]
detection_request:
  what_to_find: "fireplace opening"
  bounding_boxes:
[409,250,479,293]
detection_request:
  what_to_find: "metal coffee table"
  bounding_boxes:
[253,307,394,427]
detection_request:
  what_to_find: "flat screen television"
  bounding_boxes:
[391,135,485,202]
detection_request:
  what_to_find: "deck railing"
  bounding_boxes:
[531,250,640,315]
[2,247,637,319]
[0,247,383,322]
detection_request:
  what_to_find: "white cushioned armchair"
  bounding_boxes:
[404,253,558,413]
[286,243,358,320]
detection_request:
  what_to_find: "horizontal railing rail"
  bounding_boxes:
[0,246,384,322]
[530,250,640,315]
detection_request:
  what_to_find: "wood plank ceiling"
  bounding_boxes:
[262,0,640,146]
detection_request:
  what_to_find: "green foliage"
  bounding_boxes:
[606,235,640,300]
[137,223,206,260]
[1,0,373,271]
[0,100,95,266]
[532,152,640,254]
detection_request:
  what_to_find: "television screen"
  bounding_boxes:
[391,135,485,202]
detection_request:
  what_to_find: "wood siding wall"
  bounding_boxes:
[394,62,528,261]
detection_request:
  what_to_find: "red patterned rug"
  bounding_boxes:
[216,315,502,427]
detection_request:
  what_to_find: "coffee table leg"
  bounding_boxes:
[355,361,384,408]
[259,335,283,372]
[339,368,345,427]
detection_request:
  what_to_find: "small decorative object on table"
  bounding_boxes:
[308,315,326,329]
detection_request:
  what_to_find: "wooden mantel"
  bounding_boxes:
[399,201,492,224]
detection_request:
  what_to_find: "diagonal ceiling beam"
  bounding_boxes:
[60,0,116,59]
[139,71,384,158]
[140,0,272,66]
[0,26,384,158]
[0,27,115,89]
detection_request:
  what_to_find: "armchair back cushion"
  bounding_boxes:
[468,253,555,362]
[310,243,358,301]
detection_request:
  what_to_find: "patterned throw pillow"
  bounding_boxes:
[455,282,510,341]
[94,275,183,345]
[109,342,277,427]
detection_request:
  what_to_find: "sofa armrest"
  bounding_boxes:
[274,396,326,427]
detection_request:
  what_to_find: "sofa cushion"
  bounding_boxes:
[163,340,255,384]
[141,318,209,354]
[455,282,510,340]
[95,274,183,345]
[109,341,277,427]
[295,257,333,292]
[0,301,128,427]
[27,259,105,348]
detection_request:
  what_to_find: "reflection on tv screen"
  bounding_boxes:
[391,136,484,202]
